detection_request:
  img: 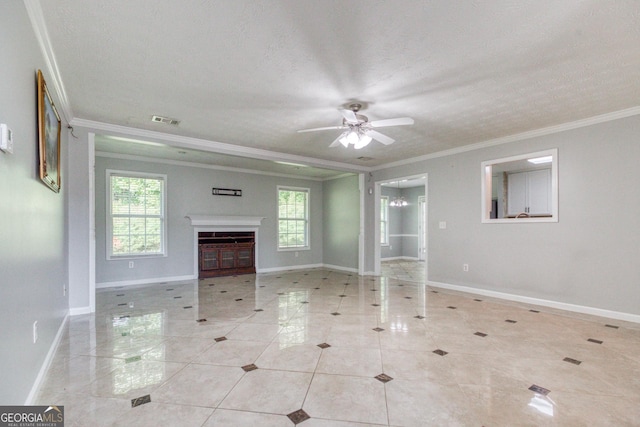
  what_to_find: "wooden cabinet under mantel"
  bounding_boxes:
[198,231,255,278]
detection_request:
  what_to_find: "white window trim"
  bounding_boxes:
[277,185,310,251]
[106,169,167,260]
[381,195,389,246]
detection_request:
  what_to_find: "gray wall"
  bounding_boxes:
[322,174,359,270]
[368,115,640,315]
[67,126,92,311]
[0,2,69,404]
[95,155,324,284]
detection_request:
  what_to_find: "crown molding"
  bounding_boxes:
[24,0,74,124]
[373,106,640,171]
[95,151,343,181]
[86,104,640,175]
[72,118,370,174]
[323,172,360,181]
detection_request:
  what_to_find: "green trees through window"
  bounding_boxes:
[109,171,166,257]
[278,187,309,249]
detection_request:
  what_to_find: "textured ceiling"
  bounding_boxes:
[37,0,640,172]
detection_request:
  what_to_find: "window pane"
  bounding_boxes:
[380,196,389,244]
[130,234,146,253]
[109,172,165,257]
[113,217,130,235]
[145,181,162,215]
[145,235,161,252]
[113,235,130,255]
[278,188,308,249]
[146,218,161,235]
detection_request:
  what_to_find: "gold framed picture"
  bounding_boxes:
[37,69,61,193]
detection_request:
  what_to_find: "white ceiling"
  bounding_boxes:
[35,0,640,177]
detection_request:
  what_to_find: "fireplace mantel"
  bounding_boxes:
[185,215,265,227]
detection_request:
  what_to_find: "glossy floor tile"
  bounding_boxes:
[35,267,640,426]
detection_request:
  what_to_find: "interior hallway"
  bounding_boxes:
[35,268,640,426]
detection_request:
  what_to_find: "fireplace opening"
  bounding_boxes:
[198,231,255,278]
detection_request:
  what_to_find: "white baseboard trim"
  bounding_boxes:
[96,275,197,289]
[257,263,360,274]
[25,312,69,405]
[257,264,323,273]
[69,306,92,316]
[428,280,640,324]
[322,264,359,274]
[381,256,419,261]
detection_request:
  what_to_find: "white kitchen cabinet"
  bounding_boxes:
[507,169,551,216]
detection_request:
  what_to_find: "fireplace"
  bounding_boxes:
[186,215,265,279]
[198,231,255,278]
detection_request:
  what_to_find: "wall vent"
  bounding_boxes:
[151,115,180,125]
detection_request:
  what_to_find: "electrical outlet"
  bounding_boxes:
[463,264,469,272]
[33,321,38,343]
[439,221,447,229]
[129,261,134,268]
[295,251,299,258]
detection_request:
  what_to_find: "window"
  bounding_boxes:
[107,170,166,258]
[381,196,389,246]
[481,148,558,223]
[278,186,309,250]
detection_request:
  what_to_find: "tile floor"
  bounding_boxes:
[36,267,640,426]
[380,259,425,283]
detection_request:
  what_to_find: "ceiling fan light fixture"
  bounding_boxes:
[338,132,350,147]
[347,131,359,145]
[354,133,372,149]
[297,103,413,149]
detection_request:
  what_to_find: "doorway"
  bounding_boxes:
[375,173,428,282]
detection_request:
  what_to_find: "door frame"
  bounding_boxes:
[417,195,426,261]
[374,173,428,278]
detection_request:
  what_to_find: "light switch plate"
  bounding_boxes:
[0,124,13,153]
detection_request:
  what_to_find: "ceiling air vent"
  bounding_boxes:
[151,115,180,125]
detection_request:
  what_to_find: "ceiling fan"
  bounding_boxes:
[297,103,414,149]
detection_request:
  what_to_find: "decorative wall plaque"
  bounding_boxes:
[212,188,242,196]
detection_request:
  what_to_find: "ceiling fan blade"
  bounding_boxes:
[297,125,346,133]
[329,132,348,148]
[369,117,414,128]
[367,130,395,145]
[340,109,359,123]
